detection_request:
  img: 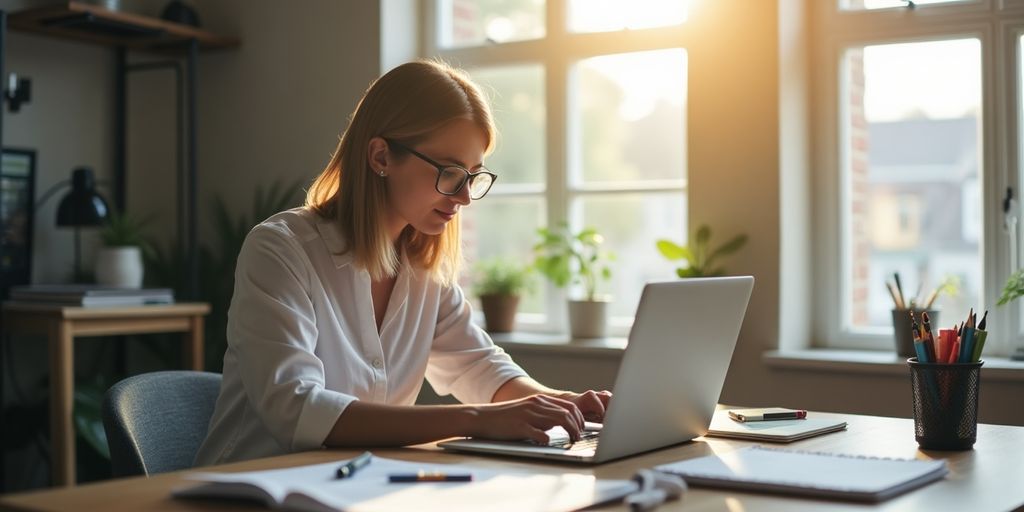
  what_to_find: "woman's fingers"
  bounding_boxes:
[529,395,583,440]
[556,390,613,422]
[574,391,606,422]
[524,426,550,445]
[540,395,585,433]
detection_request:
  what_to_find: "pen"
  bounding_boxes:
[335,451,372,479]
[730,410,806,422]
[388,472,473,483]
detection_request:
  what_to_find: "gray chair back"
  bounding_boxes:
[102,370,221,477]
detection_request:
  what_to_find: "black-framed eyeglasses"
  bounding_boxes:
[384,139,497,200]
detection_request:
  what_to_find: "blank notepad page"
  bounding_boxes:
[656,446,948,502]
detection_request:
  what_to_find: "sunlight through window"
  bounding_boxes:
[568,0,687,33]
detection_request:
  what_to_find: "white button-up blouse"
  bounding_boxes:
[194,208,527,466]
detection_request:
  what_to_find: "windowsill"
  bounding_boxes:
[765,349,1024,382]
[489,332,627,357]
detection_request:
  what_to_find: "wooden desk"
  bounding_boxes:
[1,302,211,488]
[1,410,1022,511]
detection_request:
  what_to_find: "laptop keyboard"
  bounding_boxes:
[547,430,601,451]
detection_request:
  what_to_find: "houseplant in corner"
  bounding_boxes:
[473,257,533,333]
[95,210,153,288]
[656,224,747,278]
[533,222,615,339]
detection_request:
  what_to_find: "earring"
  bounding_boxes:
[378,171,386,177]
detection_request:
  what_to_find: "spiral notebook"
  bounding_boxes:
[656,446,947,502]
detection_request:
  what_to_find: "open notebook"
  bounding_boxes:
[656,446,947,502]
[173,455,636,512]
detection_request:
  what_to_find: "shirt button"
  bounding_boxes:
[372,358,383,369]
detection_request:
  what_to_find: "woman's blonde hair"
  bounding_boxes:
[305,60,495,285]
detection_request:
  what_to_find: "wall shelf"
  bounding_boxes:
[8,1,239,52]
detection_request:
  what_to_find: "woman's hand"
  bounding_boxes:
[472,394,587,444]
[550,390,613,423]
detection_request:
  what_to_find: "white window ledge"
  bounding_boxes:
[765,349,1024,383]
[489,332,626,358]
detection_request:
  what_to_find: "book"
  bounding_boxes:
[706,410,847,442]
[656,445,948,502]
[173,455,637,512]
[9,285,174,307]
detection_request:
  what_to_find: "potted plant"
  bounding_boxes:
[997,270,1024,360]
[95,211,153,288]
[656,224,747,278]
[473,257,533,333]
[533,223,615,339]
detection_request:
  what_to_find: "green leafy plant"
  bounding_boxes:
[99,210,155,248]
[533,223,614,301]
[473,258,533,297]
[998,269,1024,306]
[911,275,960,309]
[656,224,747,278]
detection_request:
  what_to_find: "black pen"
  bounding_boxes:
[335,451,372,479]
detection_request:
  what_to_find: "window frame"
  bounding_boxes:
[813,0,1024,356]
[423,0,690,335]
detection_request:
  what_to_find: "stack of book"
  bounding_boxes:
[9,285,175,307]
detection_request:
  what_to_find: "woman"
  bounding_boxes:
[195,60,612,466]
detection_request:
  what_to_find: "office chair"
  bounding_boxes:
[102,370,221,477]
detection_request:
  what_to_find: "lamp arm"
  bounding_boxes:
[33,180,70,212]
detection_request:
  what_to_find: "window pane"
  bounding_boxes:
[463,196,546,315]
[568,0,687,33]
[839,0,969,10]
[579,193,685,319]
[439,0,545,48]
[843,39,981,332]
[573,49,686,185]
[470,65,545,186]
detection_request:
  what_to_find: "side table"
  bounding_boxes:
[1,301,211,487]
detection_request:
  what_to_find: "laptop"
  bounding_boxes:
[439,276,754,464]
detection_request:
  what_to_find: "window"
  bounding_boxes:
[427,1,688,333]
[815,1,1024,355]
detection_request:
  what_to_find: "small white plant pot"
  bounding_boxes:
[568,299,609,339]
[95,246,144,288]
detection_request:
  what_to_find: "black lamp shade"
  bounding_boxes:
[56,167,110,227]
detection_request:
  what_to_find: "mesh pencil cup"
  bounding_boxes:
[907,357,983,450]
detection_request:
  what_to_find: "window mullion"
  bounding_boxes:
[545,0,569,332]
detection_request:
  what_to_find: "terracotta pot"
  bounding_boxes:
[480,294,520,333]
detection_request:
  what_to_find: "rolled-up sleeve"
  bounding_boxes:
[424,284,528,404]
[228,225,355,451]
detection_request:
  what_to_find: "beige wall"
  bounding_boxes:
[166,0,381,250]
[683,2,785,401]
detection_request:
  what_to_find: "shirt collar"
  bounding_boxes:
[313,214,354,269]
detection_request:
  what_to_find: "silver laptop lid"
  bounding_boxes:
[592,276,753,462]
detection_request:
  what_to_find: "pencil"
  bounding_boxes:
[894,273,906,311]
[886,281,904,310]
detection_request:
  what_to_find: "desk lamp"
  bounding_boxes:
[53,167,109,280]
